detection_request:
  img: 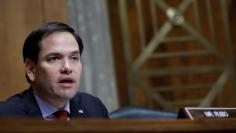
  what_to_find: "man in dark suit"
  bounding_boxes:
[0,22,109,120]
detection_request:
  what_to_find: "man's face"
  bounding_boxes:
[29,31,82,103]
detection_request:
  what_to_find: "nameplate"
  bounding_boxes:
[178,107,236,120]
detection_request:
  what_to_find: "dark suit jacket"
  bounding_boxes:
[0,88,109,119]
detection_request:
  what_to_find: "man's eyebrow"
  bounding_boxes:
[71,50,80,55]
[44,50,80,58]
[46,52,61,57]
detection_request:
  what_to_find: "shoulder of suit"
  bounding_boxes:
[6,88,32,102]
[0,89,30,111]
[74,92,101,102]
[73,92,107,108]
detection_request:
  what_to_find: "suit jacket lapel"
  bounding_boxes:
[22,88,42,117]
[70,93,88,118]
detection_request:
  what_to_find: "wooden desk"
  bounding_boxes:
[0,118,235,133]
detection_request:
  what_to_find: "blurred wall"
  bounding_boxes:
[67,0,119,112]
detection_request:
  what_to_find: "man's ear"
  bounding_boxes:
[24,59,36,82]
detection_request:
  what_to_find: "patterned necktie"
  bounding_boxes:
[54,110,69,120]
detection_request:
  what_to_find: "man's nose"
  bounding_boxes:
[60,59,72,74]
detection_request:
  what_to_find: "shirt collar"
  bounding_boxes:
[34,93,70,119]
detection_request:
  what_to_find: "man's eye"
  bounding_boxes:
[71,56,79,61]
[47,56,59,62]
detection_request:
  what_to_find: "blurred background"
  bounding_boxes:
[0,0,235,113]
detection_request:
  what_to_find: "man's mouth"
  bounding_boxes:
[58,78,75,88]
[60,79,74,83]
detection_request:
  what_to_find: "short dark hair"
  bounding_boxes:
[23,22,84,82]
[23,22,83,63]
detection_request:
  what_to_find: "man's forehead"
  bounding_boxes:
[39,31,80,55]
[46,50,80,56]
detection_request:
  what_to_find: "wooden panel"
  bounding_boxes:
[107,0,235,111]
[0,0,43,100]
[0,119,236,133]
[0,0,67,100]
[230,0,236,88]
[107,0,130,106]
[42,0,68,23]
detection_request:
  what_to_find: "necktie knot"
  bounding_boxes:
[54,110,69,120]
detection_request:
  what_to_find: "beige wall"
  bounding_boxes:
[0,0,68,100]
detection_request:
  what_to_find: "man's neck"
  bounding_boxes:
[32,88,68,109]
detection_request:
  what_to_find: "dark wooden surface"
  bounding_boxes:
[0,118,236,133]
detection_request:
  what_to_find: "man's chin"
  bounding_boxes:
[58,90,77,99]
